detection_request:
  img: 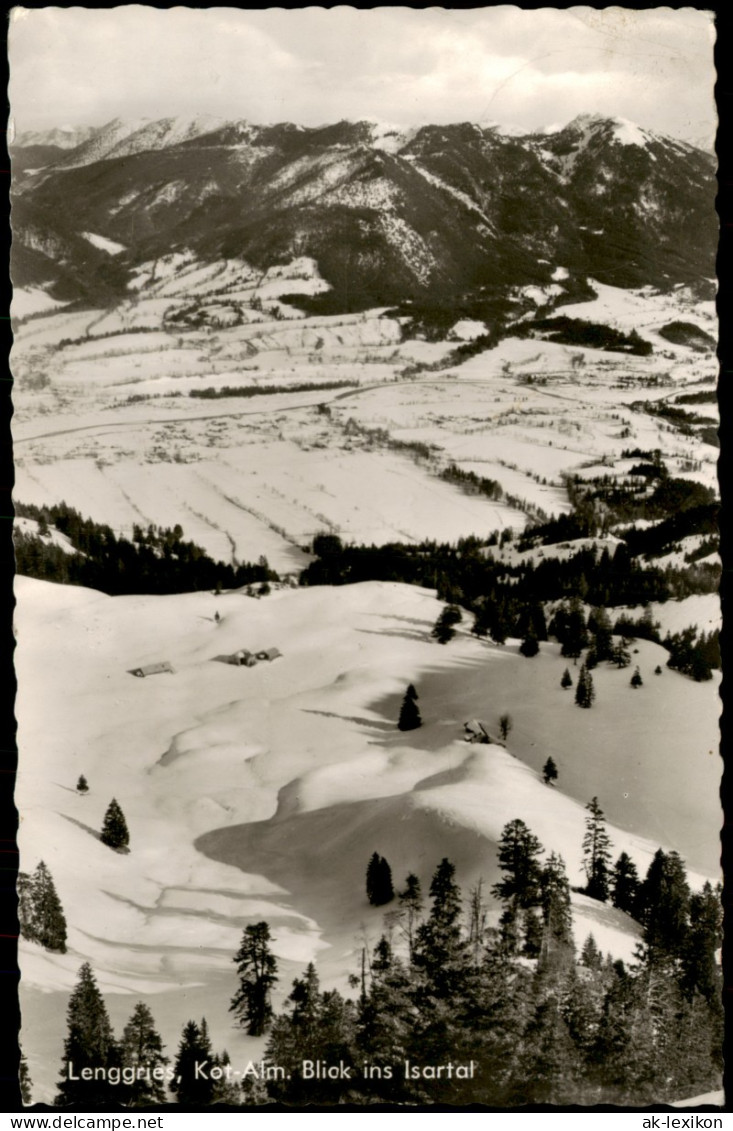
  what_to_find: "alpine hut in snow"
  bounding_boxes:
[256,647,282,662]
[129,661,174,678]
[212,649,258,667]
[463,719,491,744]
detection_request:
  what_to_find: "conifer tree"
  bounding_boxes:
[366,853,394,906]
[512,992,581,1104]
[522,908,543,958]
[230,922,278,1035]
[397,687,422,731]
[288,962,322,1037]
[580,934,603,970]
[471,604,491,638]
[560,598,589,661]
[172,1019,214,1105]
[583,798,612,901]
[467,878,488,965]
[560,668,573,689]
[539,852,574,969]
[265,964,358,1104]
[398,873,423,958]
[542,757,558,785]
[630,666,643,688]
[519,630,540,657]
[413,858,469,999]
[589,606,614,662]
[76,775,89,794]
[574,663,595,708]
[100,798,130,851]
[120,1002,168,1106]
[210,1050,243,1106]
[371,934,393,975]
[492,819,544,909]
[356,952,415,1104]
[611,640,632,668]
[611,852,640,916]
[431,604,462,644]
[680,882,722,1003]
[637,849,690,967]
[30,861,67,953]
[497,903,521,956]
[57,963,118,1106]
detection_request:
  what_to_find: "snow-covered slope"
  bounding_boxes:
[16,576,720,1100]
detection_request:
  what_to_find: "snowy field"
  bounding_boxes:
[16,577,721,1101]
[12,260,719,568]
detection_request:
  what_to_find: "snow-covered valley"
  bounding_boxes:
[11,250,722,1105]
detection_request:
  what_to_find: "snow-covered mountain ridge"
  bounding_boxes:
[11,113,716,311]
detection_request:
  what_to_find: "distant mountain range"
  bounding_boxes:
[10,113,717,311]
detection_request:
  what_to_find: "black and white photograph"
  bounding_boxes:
[8,5,723,1110]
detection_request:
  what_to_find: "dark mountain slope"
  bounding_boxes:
[10,115,717,311]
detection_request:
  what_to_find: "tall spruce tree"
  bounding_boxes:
[467,878,489,965]
[30,861,67,953]
[680,882,722,1003]
[366,852,394,905]
[265,964,357,1105]
[539,852,574,970]
[413,858,469,998]
[574,662,595,708]
[637,849,690,967]
[120,1002,168,1106]
[583,798,612,902]
[100,798,130,851]
[589,606,613,662]
[230,922,278,1035]
[559,598,588,661]
[492,819,544,909]
[611,852,640,916]
[512,991,582,1105]
[57,963,118,1106]
[172,1019,214,1105]
[398,873,423,958]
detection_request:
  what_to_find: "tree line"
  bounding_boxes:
[13,502,277,596]
[301,530,718,615]
[47,812,721,1108]
[250,833,721,1106]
